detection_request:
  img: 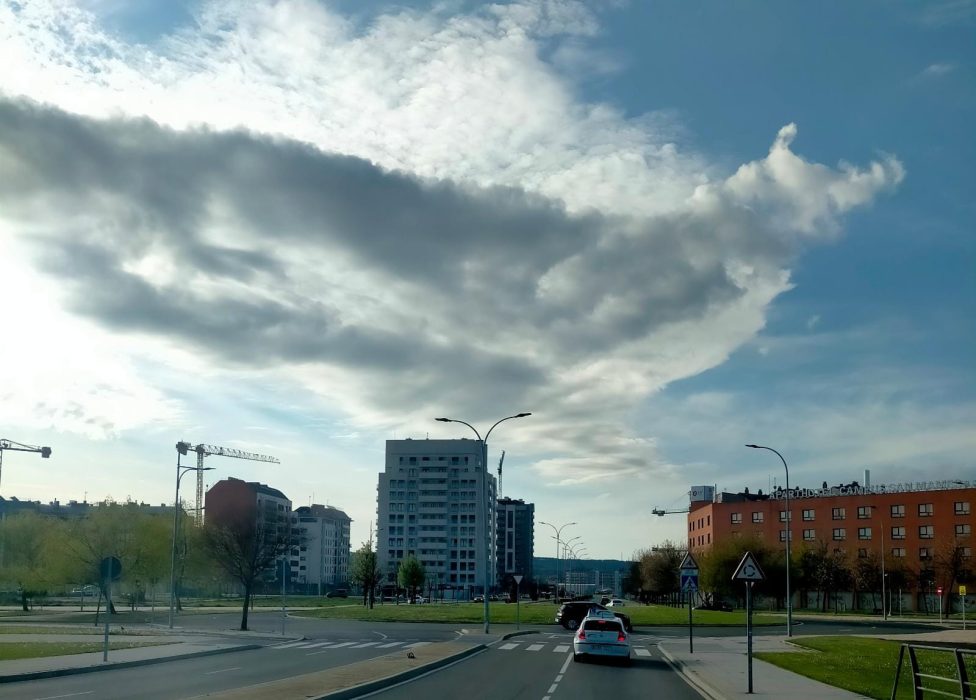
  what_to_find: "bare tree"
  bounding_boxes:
[350,525,382,609]
[204,510,292,631]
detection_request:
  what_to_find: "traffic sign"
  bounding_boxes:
[732,552,766,582]
[937,587,943,596]
[960,585,967,596]
[99,556,122,582]
[679,552,699,570]
[514,575,523,584]
[681,572,699,592]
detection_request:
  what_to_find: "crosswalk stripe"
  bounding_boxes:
[301,642,333,649]
[554,645,569,652]
[376,641,405,648]
[635,648,652,657]
[271,642,308,649]
[351,642,380,648]
[499,643,520,650]
[526,644,544,651]
[328,642,357,648]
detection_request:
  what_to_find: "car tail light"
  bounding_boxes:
[617,631,626,642]
[578,630,586,640]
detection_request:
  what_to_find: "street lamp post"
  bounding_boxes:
[746,444,793,637]
[540,520,576,602]
[869,505,888,620]
[168,442,214,629]
[436,413,531,634]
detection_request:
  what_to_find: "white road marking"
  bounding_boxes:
[553,645,569,652]
[526,644,544,651]
[548,684,558,694]
[328,642,357,648]
[404,641,431,648]
[499,643,520,650]
[37,693,94,700]
[376,641,405,648]
[635,648,652,657]
[204,667,241,675]
[271,642,307,649]
[374,631,388,640]
[302,642,333,648]
[351,641,380,648]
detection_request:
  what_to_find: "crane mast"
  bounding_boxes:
[497,450,505,498]
[178,442,280,525]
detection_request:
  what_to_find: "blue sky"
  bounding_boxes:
[0,0,972,558]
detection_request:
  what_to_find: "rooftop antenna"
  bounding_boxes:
[497,450,506,498]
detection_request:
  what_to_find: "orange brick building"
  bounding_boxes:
[686,479,974,606]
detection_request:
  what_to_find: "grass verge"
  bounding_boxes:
[0,641,175,661]
[755,636,976,700]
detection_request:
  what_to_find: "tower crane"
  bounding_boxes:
[497,450,505,498]
[0,439,52,495]
[177,441,280,525]
[652,507,690,516]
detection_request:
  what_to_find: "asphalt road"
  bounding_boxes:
[368,630,702,700]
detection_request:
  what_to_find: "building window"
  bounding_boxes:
[919,547,932,560]
[832,508,846,520]
[890,504,905,518]
[892,548,906,558]
[955,502,971,516]
[919,525,934,539]
[955,524,972,537]
[918,503,933,517]
[857,506,871,519]
[962,548,972,559]
[778,530,792,542]
[752,512,764,523]
[803,529,816,541]
[802,509,815,521]
[891,526,906,540]
[832,528,846,541]
[858,527,872,540]
[731,513,742,524]
[779,510,791,522]
[857,548,868,558]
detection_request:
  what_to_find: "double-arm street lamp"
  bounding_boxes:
[436,412,531,633]
[540,520,576,601]
[746,443,793,637]
[169,442,214,629]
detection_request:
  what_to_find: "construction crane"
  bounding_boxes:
[177,441,280,525]
[497,450,505,498]
[652,506,690,516]
[0,439,52,495]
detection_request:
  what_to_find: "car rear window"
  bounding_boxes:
[583,619,623,631]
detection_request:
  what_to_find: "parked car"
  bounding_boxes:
[695,600,733,612]
[325,589,348,598]
[555,601,633,632]
[606,599,626,607]
[573,609,631,665]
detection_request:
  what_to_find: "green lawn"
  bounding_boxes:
[0,641,174,661]
[295,601,779,627]
[756,636,975,700]
[0,625,110,635]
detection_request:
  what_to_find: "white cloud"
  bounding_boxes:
[921,62,956,78]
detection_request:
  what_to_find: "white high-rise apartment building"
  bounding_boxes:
[289,504,351,593]
[377,439,497,598]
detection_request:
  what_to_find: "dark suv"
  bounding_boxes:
[556,602,633,632]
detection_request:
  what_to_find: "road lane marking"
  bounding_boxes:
[205,667,241,675]
[37,693,94,700]
[404,642,431,648]
[376,641,405,648]
[351,641,380,648]
[548,684,558,693]
[553,645,569,652]
[635,648,652,657]
[328,642,357,648]
[374,631,388,640]
[499,643,520,650]
[527,644,544,651]
[271,642,308,649]
[301,642,333,648]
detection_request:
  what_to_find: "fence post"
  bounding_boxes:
[956,649,970,700]
[891,644,906,700]
[908,646,923,700]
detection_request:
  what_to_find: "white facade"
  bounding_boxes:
[289,504,351,592]
[377,439,497,596]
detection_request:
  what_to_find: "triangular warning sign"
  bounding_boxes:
[679,552,699,570]
[732,551,766,581]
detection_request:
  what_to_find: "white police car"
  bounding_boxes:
[572,609,631,664]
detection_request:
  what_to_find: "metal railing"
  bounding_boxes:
[891,644,975,700]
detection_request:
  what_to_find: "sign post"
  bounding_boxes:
[960,585,967,630]
[514,575,523,630]
[99,556,122,662]
[733,551,766,694]
[679,553,700,654]
[937,586,943,623]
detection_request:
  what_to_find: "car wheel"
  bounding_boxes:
[573,653,583,663]
[564,618,579,630]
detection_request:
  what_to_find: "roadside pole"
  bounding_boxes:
[938,586,943,623]
[732,551,766,695]
[961,585,967,630]
[514,575,523,630]
[281,557,287,636]
[102,575,111,662]
[678,552,699,655]
[688,588,693,654]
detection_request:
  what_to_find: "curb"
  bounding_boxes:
[657,645,725,700]
[0,644,262,684]
[314,644,487,700]
[500,630,538,641]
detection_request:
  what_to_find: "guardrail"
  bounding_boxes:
[891,644,975,700]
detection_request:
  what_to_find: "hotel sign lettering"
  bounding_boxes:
[772,480,973,500]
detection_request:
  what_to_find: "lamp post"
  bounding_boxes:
[435,413,531,633]
[168,442,213,629]
[540,520,577,602]
[869,505,888,620]
[746,444,793,637]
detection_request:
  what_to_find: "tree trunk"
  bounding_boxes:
[20,590,28,612]
[240,586,251,631]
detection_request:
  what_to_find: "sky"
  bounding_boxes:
[0,0,973,560]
